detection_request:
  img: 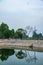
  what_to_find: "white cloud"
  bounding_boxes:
[0,0,43,33]
[0,0,43,12]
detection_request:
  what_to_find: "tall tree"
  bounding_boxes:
[0,22,9,32]
[16,28,26,39]
[0,22,9,38]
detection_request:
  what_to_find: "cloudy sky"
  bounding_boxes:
[0,0,43,33]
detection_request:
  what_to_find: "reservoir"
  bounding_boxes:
[0,49,43,65]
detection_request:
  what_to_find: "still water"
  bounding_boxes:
[0,49,43,65]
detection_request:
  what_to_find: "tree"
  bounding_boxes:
[0,22,9,32]
[0,31,4,38]
[25,26,33,37]
[10,29,15,38]
[32,27,38,39]
[16,28,23,39]
[16,28,27,39]
[32,31,38,39]
[0,22,9,38]
[38,33,43,39]
[32,27,43,39]
[4,29,11,39]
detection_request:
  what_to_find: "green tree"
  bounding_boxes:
[32,31,38,39]
[10,29,15,38]
[38,33,43,39]
[16,28,25,39]
[0,22,9,32]
[0,31,4,38]
[0,22,9,38]
[4,29,11,39]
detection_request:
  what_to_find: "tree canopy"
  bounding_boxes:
[0,22,27,39]
[0,22,43,40]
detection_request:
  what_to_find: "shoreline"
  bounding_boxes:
[0,39,43,51]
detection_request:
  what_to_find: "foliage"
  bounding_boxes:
[0,22,43,39]
[32,31,43,40]
[0,22,27,39]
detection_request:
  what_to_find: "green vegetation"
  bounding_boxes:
[0,22,43,39]
[0,49,14,61]
[32,30,43,40]
[0,22,27,39]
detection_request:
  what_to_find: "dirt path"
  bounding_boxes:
[0,39,43,49]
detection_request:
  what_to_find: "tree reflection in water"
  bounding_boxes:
[15,50,25,59]
[0,49,14,61]
[15,50,37,63]
[24,50,37,63]
[0,49,37,63]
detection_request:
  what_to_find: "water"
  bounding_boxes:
[0,49,43,65]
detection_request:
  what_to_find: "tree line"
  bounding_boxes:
[0,22,28,39]
[0,22,43,40]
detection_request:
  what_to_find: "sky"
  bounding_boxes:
[0,0,43,34]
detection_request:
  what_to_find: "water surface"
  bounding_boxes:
[0,49,43,65]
